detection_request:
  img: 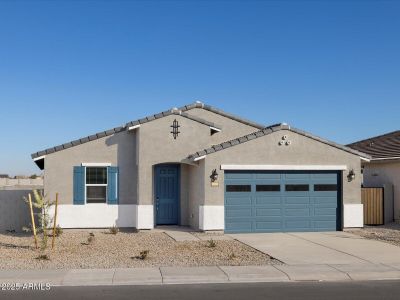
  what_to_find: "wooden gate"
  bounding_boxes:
[361,187,384,225]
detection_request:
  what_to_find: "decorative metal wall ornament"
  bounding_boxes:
[210,169,219,182]
[170,119,180,139]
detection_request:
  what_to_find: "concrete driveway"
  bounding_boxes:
[229,232,400,265]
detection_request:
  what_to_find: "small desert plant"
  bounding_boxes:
[54,225,63,237]
[138,250,149,260]
[206,239,217,248]
[228,252,236,260]
[36,254,50,261]
[87,232,95,244]
[109,225,119,235]
[23,190,54,255]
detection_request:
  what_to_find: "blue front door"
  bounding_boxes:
[155,164,180,225]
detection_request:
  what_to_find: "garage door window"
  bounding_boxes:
[226,185,251,192]
[314,184,337,191]
[285,184,309,192]
[256,185,280,192]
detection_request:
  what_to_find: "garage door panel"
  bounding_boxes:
[225,173,254,180]
[284,173,311,179]
[311,173,338,180]
[225,171,340,233]
[255,208,282,216]
[255,173,281,179]
[225,196,252,206]
[255,196,282,205]
[314,207,337,216]
[225,207,252,218]
[284,207,311,217]
[254,221,283,231]
[225,220,252,232]
[285,219,311,229]
[313,196,337,205]
[285,197,310,204]
[314,220,337,229]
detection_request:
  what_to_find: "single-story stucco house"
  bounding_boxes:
[31,101,370,233]
[348,130,400,222]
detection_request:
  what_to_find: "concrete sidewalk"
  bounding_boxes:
[2,263,400,287]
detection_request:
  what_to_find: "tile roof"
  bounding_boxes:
[188,123,371,160]
[31,101,265,160]
[126,108,220,129]
[126,102,265,129]
[347,130,400,160]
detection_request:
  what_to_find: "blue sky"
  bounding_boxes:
[0,1,399,175]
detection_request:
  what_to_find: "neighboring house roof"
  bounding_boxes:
[187,123,371,161]
[31,101,265,163]
[347,130,400,160]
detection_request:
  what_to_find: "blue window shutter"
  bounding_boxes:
[107,166,119,205]
[73,166,85,205]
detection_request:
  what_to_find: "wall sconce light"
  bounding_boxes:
[347,169,356,182]
[210,169,218,182]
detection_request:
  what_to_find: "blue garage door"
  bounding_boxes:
[224,171,341,233]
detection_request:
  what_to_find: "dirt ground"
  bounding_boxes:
[0,229,278,269]
[347,222,400,247]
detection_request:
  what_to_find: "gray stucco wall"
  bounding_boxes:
[44,131,137,205]
[201,130,362,209]
[0,190,39,232]
[363,162,400,221]
[136,111,259,207]
[41,107,259,226]
[187,161,205,229]
[189,108,261,142]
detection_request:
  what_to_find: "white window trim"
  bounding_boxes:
[84,166,108,204]
[220,164,348,171]
[82,162,111,167]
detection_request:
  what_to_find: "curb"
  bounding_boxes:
[1,264,400,287]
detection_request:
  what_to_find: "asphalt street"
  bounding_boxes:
[1,281,400,300]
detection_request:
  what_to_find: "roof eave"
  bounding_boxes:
[32,101,260,161]
[188,124,372,161]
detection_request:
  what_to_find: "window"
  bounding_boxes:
[226,185,251,192]
[285,184,309,192]
[256,185,281,192]
[314,184,337,191]
[86,167,107,203]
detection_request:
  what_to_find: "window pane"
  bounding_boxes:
[86,186,106,203]
[256,185,280,192]
[86,167,107,184]
[285,184,309,192]
[226,185,251,192]
[314,184,337,191]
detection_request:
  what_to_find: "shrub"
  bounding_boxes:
[138,250,149,260]
[23,190,54,254]
[36,254,50,261]
[54,225,63,237]
[206,239,217,248]
[109,225,119,235]
[228,252,236,260]
[87,233,95,244]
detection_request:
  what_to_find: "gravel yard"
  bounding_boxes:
[0,230,277,269]
[347,223,400,247]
